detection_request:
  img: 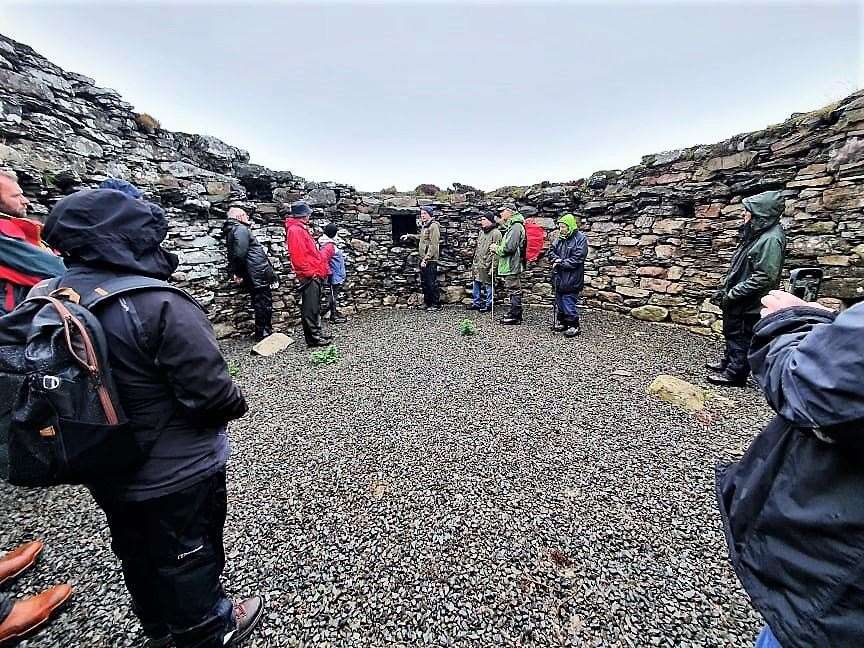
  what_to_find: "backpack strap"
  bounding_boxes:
[74,276,204,312]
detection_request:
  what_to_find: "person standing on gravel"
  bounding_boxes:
[284,201,335,347]
[318,222,348,324]
[467,211,501,313]
[717,289,864,648]
[223,207,275,341]
[401,205,441,311]
[40,189,262,648]
[490,205,527,325]
[706,190,786,387]
[548,213,588,337]
[0,169,65,315]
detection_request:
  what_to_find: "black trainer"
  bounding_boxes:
[551,322,567,332]
[706,371,747,387]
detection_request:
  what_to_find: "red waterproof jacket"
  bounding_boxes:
[284,218,334,280]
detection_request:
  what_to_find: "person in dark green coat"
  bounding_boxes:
[490,207,526,325]
[706,190,787,387]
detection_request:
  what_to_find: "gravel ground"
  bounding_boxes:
[2,306,772,648]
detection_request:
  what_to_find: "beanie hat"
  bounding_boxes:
[324,223,338,238]
[99,178,142,199]
[419,205,434,216]
[290,201,312,217]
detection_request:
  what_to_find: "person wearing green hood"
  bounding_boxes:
[549,213,588,337]
[491,206,527,325]
[707,190,787,387]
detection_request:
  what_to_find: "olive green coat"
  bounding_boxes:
[418,220,440,262]
[472,226,502,283]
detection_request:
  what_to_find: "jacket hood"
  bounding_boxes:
[558,214,579,237]
[43,189,178,279]
[318,233,342,247]
[506,213,525,227]
[743,191,784,231]
[284,217,308,230]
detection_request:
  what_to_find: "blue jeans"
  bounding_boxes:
[472,280,493,307]
[755,626,782,648]
[555,292,580,324]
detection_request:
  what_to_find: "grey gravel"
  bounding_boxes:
[1,307,770,647]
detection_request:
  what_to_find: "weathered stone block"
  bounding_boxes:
[630,305,669,322]
[823,186,864,210]
[251,333,294,357]
[636,266,667,278]
[647,375,706,411]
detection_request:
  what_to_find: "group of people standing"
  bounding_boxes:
[2,170,863,648]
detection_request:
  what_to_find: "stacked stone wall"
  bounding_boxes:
[1,32,862,337]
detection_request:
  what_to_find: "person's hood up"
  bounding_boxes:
[558,214,579,237]
[743,191,784,232]
[318,232,341,247]
[43,189,178,279]
[506,212,525,227]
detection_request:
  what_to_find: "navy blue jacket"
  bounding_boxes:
[717,303,864,647]
[42,190,247,501]
[549,231,588,294]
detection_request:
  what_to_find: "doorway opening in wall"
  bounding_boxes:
[392,213,419,244]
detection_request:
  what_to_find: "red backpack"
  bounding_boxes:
[524,221,546,263]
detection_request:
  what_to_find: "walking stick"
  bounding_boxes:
[490,261,495,322]
[551,267,558,330]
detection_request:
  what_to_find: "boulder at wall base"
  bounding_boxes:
[251,332,295,357]
[647,375,707,412]
[630,305,669,322]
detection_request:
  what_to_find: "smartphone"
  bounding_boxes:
[788,268,824,302]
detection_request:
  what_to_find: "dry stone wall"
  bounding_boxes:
[1,32,863,338]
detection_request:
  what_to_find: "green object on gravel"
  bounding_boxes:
[459,319,477,336]
[311,346,339,366]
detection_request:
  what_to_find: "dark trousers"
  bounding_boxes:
[420,261,440,307]
[0,592,11,624]
[324,283,342,319]
[555,292,580,325]
[502,275,523,320]
[92,471,233,648]
[248,284,273,341]
[722,310,760,379]
[299,278,324,342]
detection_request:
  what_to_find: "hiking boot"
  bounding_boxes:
[465,304,481,311]
[306,338,331,348]
[500,315,522,325]
[706,371,748,387]
[141,636,173,648]
[0,540,43,586]
[705,359,727,372]
[426,305,443,312]
[564,325,581,338]
[0,584,73,644]
[223,596,264,647]
[551,322,567,333]
[478,306,492,313]
[329,316,347,324]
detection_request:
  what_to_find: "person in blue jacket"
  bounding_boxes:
[717,289,864,648]
[318,223,347,324]
[548,213,588,337]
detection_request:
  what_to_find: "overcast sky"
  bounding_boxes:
[1,1,862,191]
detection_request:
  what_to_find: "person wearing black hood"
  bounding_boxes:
[707,190,787,387]
[39,189,262,648]
[223,207,275,341]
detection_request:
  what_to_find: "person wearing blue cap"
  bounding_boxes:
[283,201,335,346]
[99,177,143,199]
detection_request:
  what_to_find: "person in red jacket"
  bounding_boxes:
[284,201,335,347]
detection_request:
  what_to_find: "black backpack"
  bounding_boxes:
[0,276,192,487]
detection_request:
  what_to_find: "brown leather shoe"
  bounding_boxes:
[0,584,73,644]
[0,541,44,587]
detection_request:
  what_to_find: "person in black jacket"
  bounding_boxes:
[717,289,864,648]
[41,189,263,648]
[223,207,275,341]
[548,214,588,337]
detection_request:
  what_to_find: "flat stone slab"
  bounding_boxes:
[250,332,294,356]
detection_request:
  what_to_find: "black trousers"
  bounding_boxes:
[248,284,273,341]
[91,471,233,648]
[722,310,760,379]
[420,261,440,307]
[324,283,342,319]
[299,278,324,342]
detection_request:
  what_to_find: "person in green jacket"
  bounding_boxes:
[491,206,527,325]
[706,190,787,387]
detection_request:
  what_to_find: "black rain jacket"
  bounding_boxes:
[716,303,864,647]
[42,189,247,500]
[223,219,274,289]
[549,231,588,294]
